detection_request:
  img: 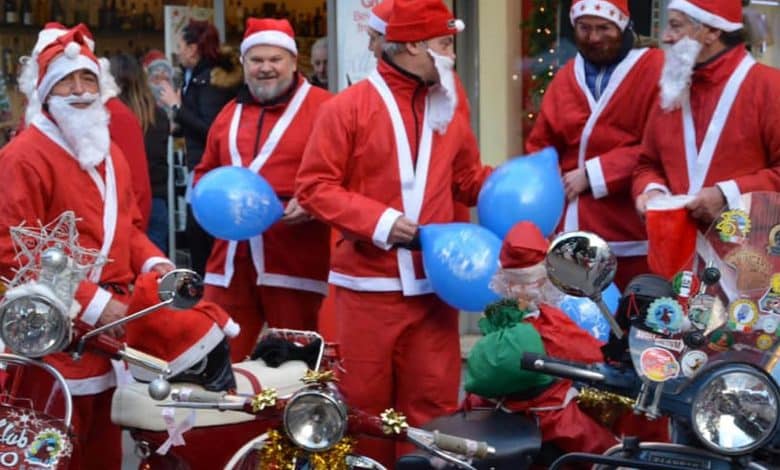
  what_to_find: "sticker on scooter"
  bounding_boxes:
[640,347,680,382]
[681,350,708,378]
[645,297,684,334]
[724,247,772,292]
[759,275,780,315]
[25,428,72,468]
[756,314,780,335]
[708,330,734,352]
[757,334,775,351]
[729,299,759,332]
[769,225,780,256]
[716,209,751,244]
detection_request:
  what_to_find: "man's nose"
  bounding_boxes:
[661,29,675,44]
[71,76,86,94]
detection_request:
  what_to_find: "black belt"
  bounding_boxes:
[99,283,129,296]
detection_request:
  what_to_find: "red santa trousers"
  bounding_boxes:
[334,287,461,466]
[204,253,323,362]
[70,388,122,469]
[614,255,649,292]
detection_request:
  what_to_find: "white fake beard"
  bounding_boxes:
[489,273,564,314]
[47,93,111,170]
[659,37,703,112]
[426,49,458,135]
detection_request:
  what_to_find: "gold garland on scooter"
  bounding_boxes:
[257,429,356,470]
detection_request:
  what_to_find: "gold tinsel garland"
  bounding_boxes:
[301,369,338,385]
[257,429,355,470]
[576,387,635,428]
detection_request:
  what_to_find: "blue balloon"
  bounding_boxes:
[191,167,284,241]
[420,223,502,312]
[477,147,565,239]
[557,283,621,342]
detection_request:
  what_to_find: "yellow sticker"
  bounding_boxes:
[716,209,751,243]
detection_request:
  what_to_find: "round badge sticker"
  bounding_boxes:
[757,334,775,351]
[645,297,685,334]
[640,347,681,382]
[681,350,708,378]
[757,314,780,334]
[729,299,759,332]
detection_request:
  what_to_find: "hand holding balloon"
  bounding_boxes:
[280,198,312,225]
[388,216,418,245]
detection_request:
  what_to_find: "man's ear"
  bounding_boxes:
[404,41,425,56]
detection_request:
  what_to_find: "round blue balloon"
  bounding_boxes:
[420,223,501,313]
[477,147,565,239]
[557,282,621,342]
[191,167,284,241]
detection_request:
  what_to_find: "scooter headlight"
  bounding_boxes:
[0,295,71,358]
[692,369,779,455]
[283,386,347,452]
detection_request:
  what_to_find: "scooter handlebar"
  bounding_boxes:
[432,430,495,460]
[171,387,229,403]
[520,353,606,383]
[119,346,171,377]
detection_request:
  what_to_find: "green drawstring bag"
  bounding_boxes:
[464,299,553,398]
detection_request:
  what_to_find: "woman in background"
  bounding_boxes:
[157,19,242,275]
[110,53,171,254]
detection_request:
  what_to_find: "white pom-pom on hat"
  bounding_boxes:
[452,19,465,32]
[64,41,81,59]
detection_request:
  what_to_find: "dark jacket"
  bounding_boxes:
[174,48,242,170]
[144,106,170,199]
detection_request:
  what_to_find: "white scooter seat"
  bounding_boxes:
[111,359,309,431]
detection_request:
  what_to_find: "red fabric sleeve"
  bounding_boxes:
[524,71,567,156]
[296,100,400,242]
[106,99,152,230]
[451,124,492,207]
[534,304,605,363]
[632,109,671,198]
[192,105,231,184]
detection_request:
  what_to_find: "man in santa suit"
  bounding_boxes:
[296,0,491,464]
[0,28,174,468]
[194,18,332,362]
[17,22,153,229]
[634,0,780,223]
[526,0,664,290]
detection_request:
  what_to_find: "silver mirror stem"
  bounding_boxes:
[79,298,174,344]
[594,296,624,339]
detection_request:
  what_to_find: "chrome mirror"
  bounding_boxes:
[158,269,204,310]
[546,231,624,338]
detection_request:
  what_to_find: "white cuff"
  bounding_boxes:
[584,157,608,199]
[222,318,241,338]
[642,183,672,195]
[141,257,175,274]
[82,287,112,326]
[716,180,742,210]
[372,208,404,251]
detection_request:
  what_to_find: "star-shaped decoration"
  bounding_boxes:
[250,388,278,412]
[380,408,408,435]
[5,211,106,301]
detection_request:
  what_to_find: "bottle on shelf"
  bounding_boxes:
[20,0,31,26]
[108,0,118,29]
[142,2,154,31]
[313,7,323,37]
[4,0,18,25]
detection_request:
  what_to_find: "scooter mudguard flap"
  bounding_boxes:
[396,409,541,470]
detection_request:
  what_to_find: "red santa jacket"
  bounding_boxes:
[633,46,780,205]
[296,59,491,296]
[526,48,664,258]
[194,76,332,294]
[0,115,167,394]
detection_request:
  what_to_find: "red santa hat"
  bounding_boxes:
[32,22,96,56]
[141,49,167,70]
[570,0,630,31]
[125,272,240,381]
[35,29,100,102]
[385,0,465,43]
[499,221,550,270]
[240,18,297,57]
[368,0,393,35]
[668,0,743,32]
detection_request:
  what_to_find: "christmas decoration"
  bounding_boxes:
[576,387,635,427]
[250,388,278,413]
[522,0,560,135]
[301,369,338,385]
[258,429,355,470]
[380,408,408,435]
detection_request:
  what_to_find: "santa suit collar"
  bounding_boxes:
[692,45,746,85]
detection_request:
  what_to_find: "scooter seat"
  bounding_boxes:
[396,409,541,470]
[111,359,309,431]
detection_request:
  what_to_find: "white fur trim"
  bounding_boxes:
[130,323,225,381]
[499,263,547,282]
[643,183,672,195]
[716,180,742,210]
[66,370,116,396]
[328,271,403,292]
[98,57,120,101]
[368,12,387,34]
[142,257,175,274]
[240,30,297,57]
[37,53,99,102]
[82,287,112,326]
[372,208,404,250]
[668,0,743,32]
[584,156,608,199]
[570,0,630,31]
[452,19,465,32]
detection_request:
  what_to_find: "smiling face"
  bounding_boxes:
[49,69,99,108]
[243,44,297,102]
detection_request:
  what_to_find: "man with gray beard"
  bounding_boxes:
[0,27,173,468]
[634,0,780,223]
[193,18,332,362]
